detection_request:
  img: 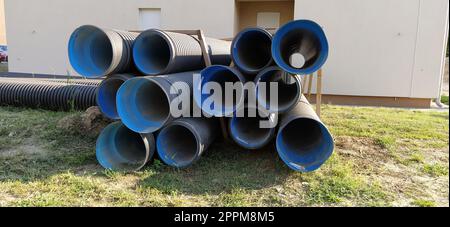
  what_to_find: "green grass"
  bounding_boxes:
[441,95,449,105]
[0,63,7,73]
[0,105,448,207]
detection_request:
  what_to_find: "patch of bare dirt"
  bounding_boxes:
[57,106,111,136]
[335,136,449,207]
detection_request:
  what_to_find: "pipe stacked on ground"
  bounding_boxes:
[133,29,231,75]
[157,117,218,168]
[96,74,133,120]
[276,95,334,172]
[228,105,277,150]
[68,25,139,78]
[0,78,98,110]
[96,121,155,171]
[231,27,273,75]
[117,71,196,133]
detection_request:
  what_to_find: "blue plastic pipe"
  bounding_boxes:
[276,95,334,172]
[194,65,246,117]
[96,74,133,120]
[116,71,195,133]
[228,106,277,150]
[133,29,231,75]
[254,66,302,114]
[68,25,138,78]
[231,27,273,75]
[157,118,218,168]
[96,121,155,171]
[272,20,329,75]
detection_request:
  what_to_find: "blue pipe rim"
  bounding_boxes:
[96,75,130,120]
[68,25,112,78]
[116,77,172,133]
[132,29,175,75]
[231,27,273,74]
[276,117,334,172]
[272,20,329,75]
[228,106,276,150]
[156,120,201,168]
[193,65,246,117]
[96,121,154,171]
[254,66,302,114]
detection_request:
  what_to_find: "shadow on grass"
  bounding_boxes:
[0,106,290,195]
[137,141,291,195]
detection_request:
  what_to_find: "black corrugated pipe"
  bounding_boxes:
[68,25,139,78]
[276,95,334,172]
[254,66,302,114]
[96,121,155,171]
[231,27,273,75]
[228,105,277,150]
[117,71,196,133]
[157,117,218,168]
[133,29,231,75]
[96,74,133,120]
[0,80,97,110]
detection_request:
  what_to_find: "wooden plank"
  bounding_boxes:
[307,74,313,100]
[197,30,212,67]
[316,69,323,117]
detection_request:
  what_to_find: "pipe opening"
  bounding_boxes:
[117,78,170,133]
[133,31,171,75]
[277,118,333,171]
[199,67,244,116]
[280,29,320,70]
[234,30,272,72]
[230,107,274,149]
[97,78,125,119]
[96,123,148,171]
[256,68,300,113]
[158,124,198,167]
[69,26,113,77]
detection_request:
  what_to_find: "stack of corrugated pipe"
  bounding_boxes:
[68,20,334,173]
[0,77,100,110]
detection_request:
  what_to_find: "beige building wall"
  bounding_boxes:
[4,0,449,101]
[4,0,236,76]
[295,0,449,99]
[0,0,6,45]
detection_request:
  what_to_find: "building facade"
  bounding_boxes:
[4,0,449,107]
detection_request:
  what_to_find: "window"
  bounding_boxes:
[138,8,161,30]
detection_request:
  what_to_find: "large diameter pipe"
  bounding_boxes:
[228,105,277,150]
[255,66,302,114]
[272,20,329,75]
[96,121,155,171]
[96,74,133,120]
[194,65,246,117]
[133,29,231,75]
[68,25,139,78]
[276,95,334,172]
[116,71,195,133]
[231,27,273,75]
[157,117,218,168]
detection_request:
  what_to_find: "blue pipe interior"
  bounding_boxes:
[229,108,275,149]
[68,26,113,78]
[195,66,243,116]
[232,29,272,73]
[256,68,299,112]
[117,78,170,133]
[276,118,334,172]
[96,122,148,170]
[133,31,171,75]
[157,124,198,168]
[272,20,329,75]
[97,78,125,119]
